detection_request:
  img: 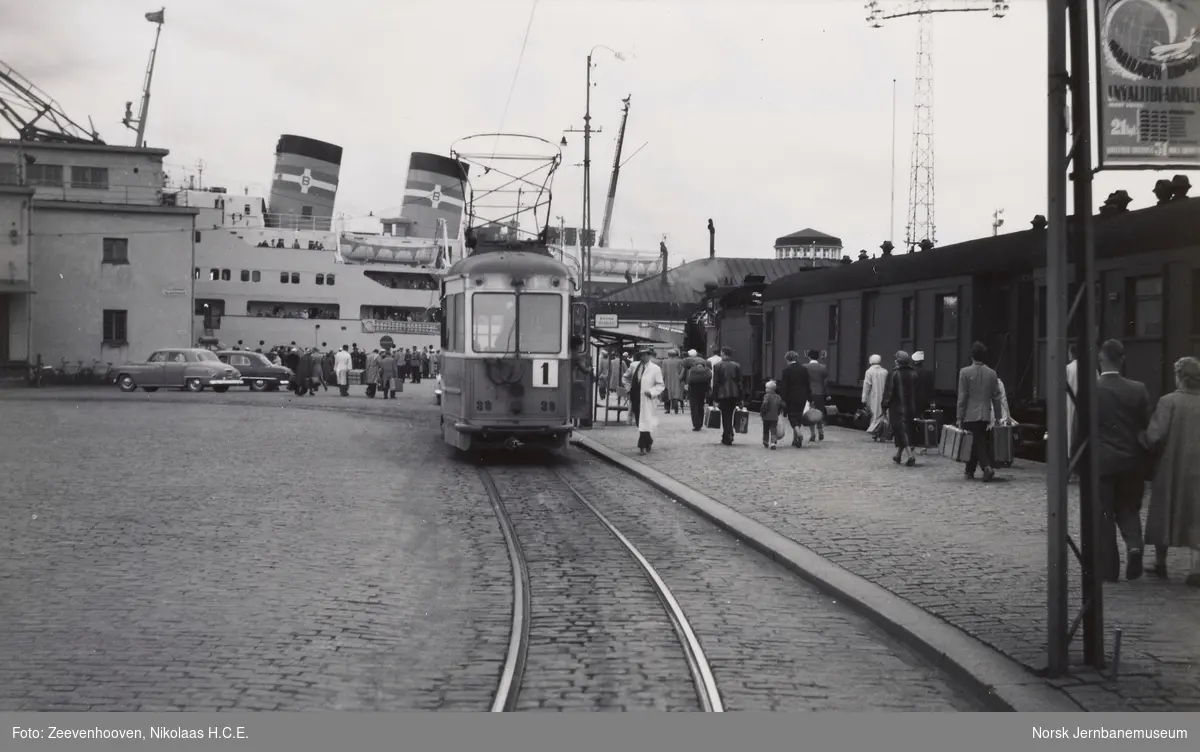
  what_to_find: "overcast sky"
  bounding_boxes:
[2,0,1197,264]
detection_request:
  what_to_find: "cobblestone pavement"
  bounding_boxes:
[586,412,1200,711]
[483,464,698,711]
[562,450,983,711]
[0,384,513,711]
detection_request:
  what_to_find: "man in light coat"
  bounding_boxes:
[660,349,684,414]
[861,354,889,437]
[364,349,380,397]
[956,341,1005,482]
[334,345,353,397]
[624,347,666,454]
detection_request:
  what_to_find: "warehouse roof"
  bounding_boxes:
[598,256,834,307]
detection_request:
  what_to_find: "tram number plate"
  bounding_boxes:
[532,359,558,388]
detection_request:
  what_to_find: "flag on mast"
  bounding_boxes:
[145,9,165,23]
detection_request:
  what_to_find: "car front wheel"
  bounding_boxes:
[250,379,269,392]
[185,378,204,392]
[117,374,136,392]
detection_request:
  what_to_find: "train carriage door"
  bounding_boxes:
[569,301,590,420]
[860,291,879,375]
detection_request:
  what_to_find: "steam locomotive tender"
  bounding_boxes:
[438,241,587,451]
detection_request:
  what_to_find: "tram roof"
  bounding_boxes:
[446,248,570,279]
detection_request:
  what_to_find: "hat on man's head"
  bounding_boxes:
[687,349,698,357]
[912,351,925,363]
[895,350,912,364]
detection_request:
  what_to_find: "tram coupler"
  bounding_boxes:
[504,437,524,450]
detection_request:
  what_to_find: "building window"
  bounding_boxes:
[1126,275,1163,337]
[252,270,261,282]
[240,269,250,282]
[244,204,250,215]
[935,294,959,339]
[326,274,335,286]
[221,269,231,281]
[195,231,202,243]
[280,272,289,284]
[71,166,109,190]
[210,268,220,281]
[27,163,63,187]
[290,272,300,284]
[0,163,17,185]
[901,296,914,339]
[316,274,325,285]
[193,267,200,280]
[102,237,128,264]
[828,303,839,343]
[102,309,128,344]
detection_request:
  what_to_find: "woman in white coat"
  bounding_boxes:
[861,354,889,437]
[625,346,666,454]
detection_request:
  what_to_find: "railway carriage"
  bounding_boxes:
[439,240,589,452]
[717,190,1200,454]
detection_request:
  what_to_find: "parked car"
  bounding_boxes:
[116,348,243,393]
[215,350,292,391]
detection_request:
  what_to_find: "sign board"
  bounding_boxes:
[594,314,619,329]
[379,335,394,348]
[162,287,187,296]
[1095,0,1200,169]
[531,359,559,388]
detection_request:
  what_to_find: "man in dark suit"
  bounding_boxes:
[779,350,812,448]
[956,341,1004,482]
[1095,339,1152,581]
[712,346,743,446]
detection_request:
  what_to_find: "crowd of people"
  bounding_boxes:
[593,339,1200,588]
[269,343,440,398]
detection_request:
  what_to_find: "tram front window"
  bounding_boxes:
[473,293,516,353]
[518,293,562,354]
[471,292,563,354]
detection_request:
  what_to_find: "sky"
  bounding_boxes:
[2,0,1198,266]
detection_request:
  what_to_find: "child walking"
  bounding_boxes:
[760,380,785,450]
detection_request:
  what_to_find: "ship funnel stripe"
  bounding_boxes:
[276,165,340,187]
[404,194,466,211]
[405,177,464,200]
[409,152,469,180]
[276,134,343,165]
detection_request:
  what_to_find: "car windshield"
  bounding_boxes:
[196,351,219,362]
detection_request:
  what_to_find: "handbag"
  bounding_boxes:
[732,407,750,434]
[801,401,822,425]
[773,420,786,441]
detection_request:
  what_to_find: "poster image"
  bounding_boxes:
[1095,0,1200,168]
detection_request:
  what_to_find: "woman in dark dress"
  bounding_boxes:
[881,350,920,466]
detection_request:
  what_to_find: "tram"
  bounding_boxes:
[439,240,588,451]
[437,133,589,452]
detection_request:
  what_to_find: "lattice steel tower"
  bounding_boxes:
[867,1,1008,252]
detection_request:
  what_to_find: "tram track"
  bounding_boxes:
[478,463,724,713]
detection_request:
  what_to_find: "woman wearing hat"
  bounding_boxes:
[622,346,666,454]
[881,350,920,466]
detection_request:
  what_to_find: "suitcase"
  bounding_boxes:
[914,418,940,449]
[705,405,722,429]
[939,425,973,462]
[732,407,750,434]
[990,423,1015,466]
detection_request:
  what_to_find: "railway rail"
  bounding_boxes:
[478,464,724,712]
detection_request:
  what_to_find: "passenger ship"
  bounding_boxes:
[182,135,468,354]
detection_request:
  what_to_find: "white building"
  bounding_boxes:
[0,184,34,371]
[774,228,843,261]
[0,139,198,371]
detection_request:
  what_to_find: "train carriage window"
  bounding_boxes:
[901,297,914,339]
[441,296,452,350]
[1126,276,1163,337]
[765,310,775,345]
[1193,270,1200,335]
[827,303,839,343]
[473,293,516,353]
[935,294,959,339]
[518,294,563,354]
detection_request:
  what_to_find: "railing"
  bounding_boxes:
[0,179,163,206]
[361,319,439,336]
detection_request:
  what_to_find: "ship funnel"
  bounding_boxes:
[268,134,343,231]
[403,153,469,241]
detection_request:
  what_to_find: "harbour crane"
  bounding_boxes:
[597,95,631,248]
[0,60,103,144]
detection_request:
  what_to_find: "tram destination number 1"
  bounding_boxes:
[532,359,559,388]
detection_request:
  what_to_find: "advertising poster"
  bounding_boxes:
[1095,0,1200,168]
